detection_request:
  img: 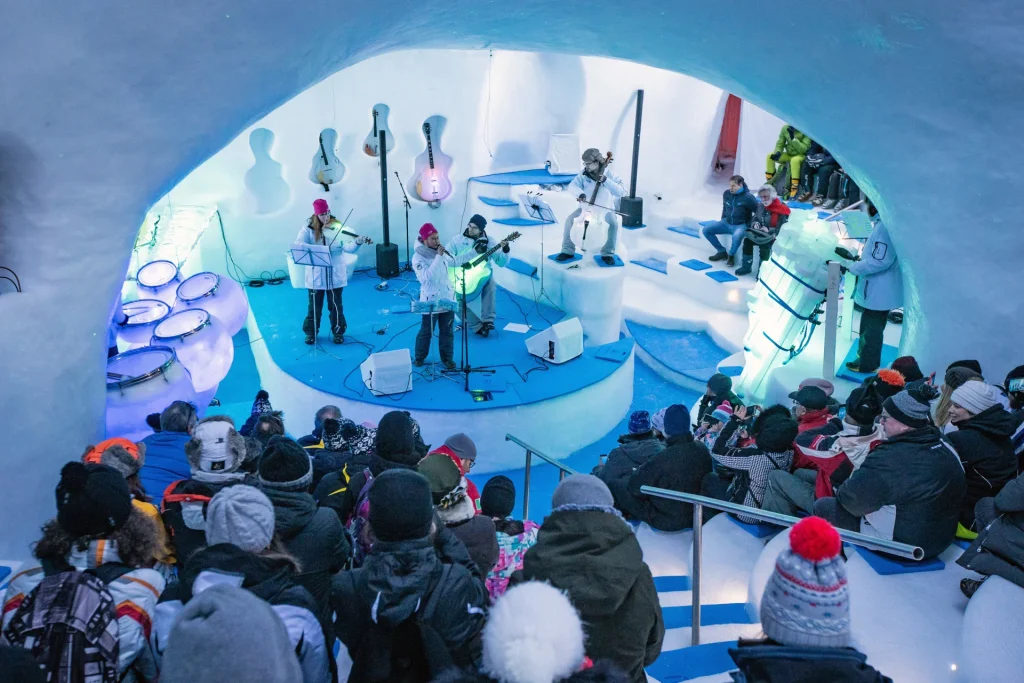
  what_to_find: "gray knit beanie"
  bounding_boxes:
[205,485,275,552]
[551,474,614,510]
[951,380,1002,416]
[883,380,940,429]
[161,584,302,683]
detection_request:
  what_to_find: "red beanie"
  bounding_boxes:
[418,223,438,241]
[313,199,329,214]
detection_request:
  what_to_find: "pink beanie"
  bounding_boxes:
[313,199,329,214]
[419,223,438,241]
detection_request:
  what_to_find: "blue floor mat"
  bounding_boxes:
[470,168,576,185]
[493,216,553,227]
[787,201,814,209]
[705,270,739,283]
[668,225,700,238]
[478,196,518,207]
[654,575,693,592]
[680,259,711,271]
[663,603,755,629]
[719,365,744,377]
[594,339,633,363]
[646,641,737,682]
[631,258,668,274]
[728,515,781,539]
[505,257,538,279]
[834,342,900,383]
[626,322,731,384]
[547,253,582,264]
[595,254,624,267]
[854,545,945,575]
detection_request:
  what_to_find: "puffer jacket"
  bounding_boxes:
[438,495,499,577]
[728,639,892,682]
[720,185,759,227]
[486,519,539,600]
[619,433,713,531]
[793,423,885,498]
[156,543,329,683]
[518,508,664,683]
[2,540,166,682]
[958,472,1024,589]
[331,537,487,683]
[316,453,415,524]
[948,405,1019,528]
[745,198,791,245]
[835,425,965,559]
[264,487,351,636]
[849,219,903,312]
[597,434,666,484]
[771,126,812,158]
[139,430,192,506]
[295,219,363,289]
[413,243,454,303]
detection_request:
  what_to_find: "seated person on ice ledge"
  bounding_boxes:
[695,372,743,425]
[555,147,625,265]
[701,175,759,267]
[766,124,811,199]
[444,213,511,338]
[734,184,791,277]
[412,222,456,369]
[814,381,966,560]
[297,198,372,345]
[592,410,664,482]
[796,141,839,204]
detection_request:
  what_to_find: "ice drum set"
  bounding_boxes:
[106,260,248,440]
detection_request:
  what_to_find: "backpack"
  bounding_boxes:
[2,564,134,683]
[346,469,376,568]
[724,452,786,508]
[161,479,214,569]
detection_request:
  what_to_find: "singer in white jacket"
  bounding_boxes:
[412,222,456,369]
[556,147,625,264]
[445,213,510,337]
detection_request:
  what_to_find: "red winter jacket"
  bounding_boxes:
[431,445,481,512]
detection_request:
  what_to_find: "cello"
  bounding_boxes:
[569,151,614,259]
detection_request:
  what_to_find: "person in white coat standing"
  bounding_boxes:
[837,201,903,373]
[412,222,456,369]
[296,199,370,345]
[445,213,511,338]
[556,147,625,265]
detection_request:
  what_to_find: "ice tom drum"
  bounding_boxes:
[136,260,182,306]
[151,309,233,413]
[117,299,171,345]
[174,272,249,336]
[106,346,197,441]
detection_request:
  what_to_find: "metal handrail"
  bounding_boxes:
[639,486,924,646]
[505,434,578,519]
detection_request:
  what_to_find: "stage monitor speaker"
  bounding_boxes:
[526,317,584,364]
[360,348,412,396]
[376,243,400,278]
[620,196,644,227]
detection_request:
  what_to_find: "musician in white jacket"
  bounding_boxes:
[295,199,370,345]
[556,147,626,265]
[412,222,456,369]
[445,214,511,338]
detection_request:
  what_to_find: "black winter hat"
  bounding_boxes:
[755,416,799,453]
[368,469,434,542]
[56,462,132,538]
[788,386,828,411]
[481,476,517,519]
[947,359,982,376]
[257,436,313,492]
[845,386,882,426]
[707,373,733,396]
[751,405,792,437]
[469,214,488,230]
[374,411,418,465]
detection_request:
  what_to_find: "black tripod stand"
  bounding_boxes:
[448,254,496,393]
[394,171,412,272]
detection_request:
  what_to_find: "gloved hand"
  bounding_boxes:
[770,152,782,162]
[834,246,860,262]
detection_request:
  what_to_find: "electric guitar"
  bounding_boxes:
[414,122,454,205]
[362,107,395,157]
[450,231,521,301]
[312,131,344,190]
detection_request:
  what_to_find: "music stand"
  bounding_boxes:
[290,243,337,360]
[519,193,556,223]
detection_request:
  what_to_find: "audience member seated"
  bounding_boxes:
[2,463,166,681]
[435,581,630,683]
[156,485,330,683]
[251,412,286,451]
[704,405,799,523]
[605,404,712,532]
[728,517,893,682]
[735,184,791,277]
[694,401,731,450]
[798,377,841,415]
[763,386,884,518]
[139,400,197,506]
[934,364,985,433]
[331,469,487,682]
[796,141,839,204]
[145,412,163,433]
[298,404,342,447]
[431,432,482,511]
[819,168,862,211]
[238,389,274,435]
[594,410,664,484]
[517,475,664,683]
[790,385,832,434]
[256,436,350,642]
[479,476,539,600]
[419,453,499,577]
[695,373,743,426]
[160,584,304,683]
[946,381,1018,535]
[766,124,811,199]
[815,381,966,559]
[958,468,1024,598]
[1002,364,1024,467]
[702,175,760,267]
[306,416,357,489]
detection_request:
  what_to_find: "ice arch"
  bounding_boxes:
[1,1,1023,558]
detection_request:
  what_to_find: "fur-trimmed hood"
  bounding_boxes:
[437,492,477,526]
[185,415,247,482]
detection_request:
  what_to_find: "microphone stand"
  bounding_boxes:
[394,172,412,272]
[451,251,496,393]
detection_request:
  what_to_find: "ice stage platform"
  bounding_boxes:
[245,271,634,473]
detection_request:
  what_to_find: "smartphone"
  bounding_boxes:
[1008,377,1024,393]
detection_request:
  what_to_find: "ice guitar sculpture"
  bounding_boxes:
[414,122,453,205]
[311,130,344,191]
[362,107,395,157]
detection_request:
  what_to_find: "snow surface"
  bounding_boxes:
[2,1,1023,564]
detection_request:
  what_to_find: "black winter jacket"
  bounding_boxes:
[947,406,1018,528]
[728,640,892,683]
[597,434,665,484]
[316,453,412,523]
[696,390,743,426]
[836,425,965,559]
[332,537,487,683]
[437,495,499,577]
[518,509,664,683]
[433,660,630,683]
[264,487,350,634]
[720,186,759,227]
[958,472,1024,589]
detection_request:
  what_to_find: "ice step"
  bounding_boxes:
[626,321,733,391]
[493,217,554,227]
[478,195,519,207]
[646,641,738,683]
